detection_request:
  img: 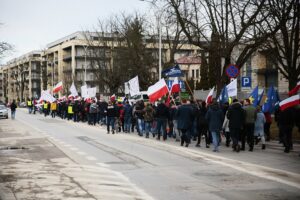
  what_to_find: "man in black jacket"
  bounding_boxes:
[155,100,170,140]
[227,99,245,152]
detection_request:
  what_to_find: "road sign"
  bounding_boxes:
[166,80,186,90]
[241,77,251,87]
[225,64,240,78]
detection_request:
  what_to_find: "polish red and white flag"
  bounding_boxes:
[205,87,215,105]
[288,81,300,96]
[147,79,169,102]
[279,94,300,111]
[53,81,63,93]
[170,77,180,93]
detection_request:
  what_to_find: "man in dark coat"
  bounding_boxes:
[155,100,170,140]
[176,99,195,147]
[278,107,296,153]
[196,101,209,148]
[227,99,245,152]
[205,100,224,152]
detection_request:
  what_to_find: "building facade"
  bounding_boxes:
[2,51,42,103]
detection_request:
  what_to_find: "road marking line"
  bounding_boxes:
[70,147,79,151]
[96,163,110,168]
[76,151,86,155]
[86,156,97,161]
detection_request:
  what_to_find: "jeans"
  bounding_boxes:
[28,107,32,114]
[211,131,220,151]
[124,116,131,132]
[107,117,115,132]
[90,113,97,125]
[156,118,167,140]
[51,111,56,118]
[145,121,152,137]
[138,118,145,136]
[173,120,180,140]
[11,111,16,119]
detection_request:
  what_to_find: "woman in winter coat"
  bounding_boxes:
[254,106,266,150]
[205,101,224,152]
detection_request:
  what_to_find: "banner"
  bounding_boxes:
[87,87,97,98]
[41,90,56,103]
[128,76,140,96]
[161,64,184,77]
[69,82,78,97]
[81,85,88,98]
[124,82,130,95]
[226,79,237,97]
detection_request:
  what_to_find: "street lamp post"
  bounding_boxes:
[83,45,88,84]
[140,0,167,80]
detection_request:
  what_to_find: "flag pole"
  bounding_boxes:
[184,79,200,108]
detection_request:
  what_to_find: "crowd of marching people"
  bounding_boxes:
[23,94,300,154]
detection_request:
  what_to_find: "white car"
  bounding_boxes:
[0,105,9,119]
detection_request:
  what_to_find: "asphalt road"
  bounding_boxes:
[1,108,300,200]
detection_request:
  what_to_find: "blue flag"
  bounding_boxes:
[218,86,229,104]
[249,86,259,106]
[162,64,184,77]
[262,86,280,113]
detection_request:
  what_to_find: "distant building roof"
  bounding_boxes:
[176,55,201,64]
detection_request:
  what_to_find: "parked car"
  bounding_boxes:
[0,105,9,119]
[19,102,27,108]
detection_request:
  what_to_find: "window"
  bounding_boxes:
[192,70,195,78]
[196,69,199,78]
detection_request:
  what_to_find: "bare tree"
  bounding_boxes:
[262,0,299,90]
[164,0,285,93]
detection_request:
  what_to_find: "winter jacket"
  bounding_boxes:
[227,102,245,130]
[205,103,224,132]
[176,104,194,130]
[243,105,257,124]
[155,103,169,120]
[144,105,155,122]
[124,104,132,118]
[254,111,266,136]
[106,104,118,117]
[89,103,98,114]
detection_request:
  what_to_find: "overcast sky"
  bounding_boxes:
[0,0,150,64]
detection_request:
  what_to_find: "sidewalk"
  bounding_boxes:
[0,117,153,200]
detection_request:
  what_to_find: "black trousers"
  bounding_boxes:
[180,129,191,145]
[264,122,271,141]
[197,125,209,145]
[245,123,255,149]
[230,128,241,148]
[282,126,293,151]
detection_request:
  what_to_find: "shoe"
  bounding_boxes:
[107,131,110,134]
[206,145,210,148]
[195,144,201,147]
[249,148,253,152]
[157,137,160,140]
[240,147,245,151]
[262,144,266,150]
[236,145,240,153]
[112,130,115,134]
[146,135,149,138]
[175,139,180,142]
[152,134,155,138]
[185,143,189,147]
[213,149,218,152]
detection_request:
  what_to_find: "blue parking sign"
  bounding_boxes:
[242,77,251,87]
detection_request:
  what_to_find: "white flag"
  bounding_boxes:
[124,82,130,95]
[41,90,56,103]
[81,85,88,98]
[226,79,237,97]
[129,76,140,96]
[69,82,78,97]
[87,87,97,98]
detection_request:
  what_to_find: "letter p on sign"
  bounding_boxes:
[242,77,251,87]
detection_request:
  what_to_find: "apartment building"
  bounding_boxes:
[3,51,42,103]
[42,31,199,95]
[0,67,4,103]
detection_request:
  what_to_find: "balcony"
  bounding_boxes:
[63,54,72,61]
[63,67,72,73]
